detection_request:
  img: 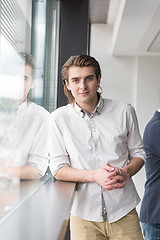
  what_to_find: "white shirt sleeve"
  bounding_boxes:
[27,109,50,176]
[126,104,146,162]
[50,112,70,176]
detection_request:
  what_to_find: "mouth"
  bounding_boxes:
[79,92,89,95]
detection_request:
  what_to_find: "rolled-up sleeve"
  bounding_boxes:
[126,104,146,162]
[50,112,70,176]
[27,110,50,176]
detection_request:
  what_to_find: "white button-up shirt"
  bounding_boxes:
[0,101,50,175]
[50,97,145,223]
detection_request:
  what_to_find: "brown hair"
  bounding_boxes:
[61,55,101,103]
[20,52,36,75]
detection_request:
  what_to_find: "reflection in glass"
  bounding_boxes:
[0,36,24,111]
[0,36,24,213]
[0,36,23,190]
[0,39,50,216]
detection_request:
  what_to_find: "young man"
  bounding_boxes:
[0,53,49,180]
[50,55,145,239]
[140,109,160,240]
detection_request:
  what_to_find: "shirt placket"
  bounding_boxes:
[87,114,107,220]
[87,115,99,166]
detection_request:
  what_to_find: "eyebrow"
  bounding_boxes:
[70,77,79,80]
[85,75,95,78]
[70,75,95,80]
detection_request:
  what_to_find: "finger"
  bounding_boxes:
[104,182,125,190]
[104,163,115,172]
[114,167,123,175]
[105,178,124,186]
[112,182,125,189]
[107,171,118,178]
[113,175,125,182]
[105,173,125,183]
[105,178,117,185]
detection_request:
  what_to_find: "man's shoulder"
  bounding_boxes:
[143,112,160,144]
[145,111,160,132]
[103,98,131,110]
[28,102,50,119]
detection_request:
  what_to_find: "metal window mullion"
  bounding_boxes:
[42,0,60,111]
[49,1,60,110]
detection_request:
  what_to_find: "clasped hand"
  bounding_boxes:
[95,163,128,191]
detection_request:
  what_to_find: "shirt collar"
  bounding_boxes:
[16,100,29,114]
[73,95,104,118]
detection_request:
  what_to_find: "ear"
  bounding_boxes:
[97,75,101,86]
[65,80,71,90]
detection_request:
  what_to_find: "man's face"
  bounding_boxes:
[66,66,100,110]
[23,64,34,102]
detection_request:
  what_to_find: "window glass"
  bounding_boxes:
[32,0,60,112]
[31,0,47,106]
[0,0,55,218]
[0,35,24,215]
[0,36,24,111]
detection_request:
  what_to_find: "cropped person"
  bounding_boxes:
[0,53,49,179]
[50,55,145,239]
[140,109,160,240]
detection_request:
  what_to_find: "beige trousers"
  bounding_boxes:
[70,209,144,240]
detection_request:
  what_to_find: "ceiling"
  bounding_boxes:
[89,0,160,56]
[89,0,110,23]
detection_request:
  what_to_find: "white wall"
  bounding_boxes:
[90,24,137,106]
[136,56,160,134]
[90,23,160,213]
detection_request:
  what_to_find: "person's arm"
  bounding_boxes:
[104,157,144,190]
[55,163,125,191]
[27,110,50,177]
[122,157,144,179]
[0,165,42,180]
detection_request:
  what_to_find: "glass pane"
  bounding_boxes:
[0,36,24,111]
[31,0,47,107]
[31,0,60,112]
[0,36,24,214]
[0,0,51,220]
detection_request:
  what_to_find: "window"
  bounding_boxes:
[31,0,60,112]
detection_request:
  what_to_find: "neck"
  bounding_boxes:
[76,95,99,114]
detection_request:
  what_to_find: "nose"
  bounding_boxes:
[80,80,86,90]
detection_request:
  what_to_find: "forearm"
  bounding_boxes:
[19,165,42,179]
[55,164,121,191]
[0,165,42,180]
[55,166,96,182]
[122,157,144,179]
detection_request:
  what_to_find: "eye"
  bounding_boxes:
[72,79,79,83]
[87,76,93,81]
[24,76,28,81]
